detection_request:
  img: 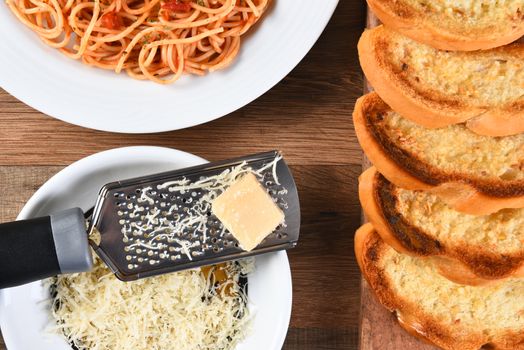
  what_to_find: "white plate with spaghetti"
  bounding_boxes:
[0,0,339,133]
[0,146,292,350]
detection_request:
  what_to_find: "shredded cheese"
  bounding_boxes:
[49,257,254,350]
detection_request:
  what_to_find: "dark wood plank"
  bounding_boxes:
[288,165,361,329]
[0,166,62,221]
[283,328,358,350]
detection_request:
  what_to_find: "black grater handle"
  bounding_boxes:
[0,208,93,289]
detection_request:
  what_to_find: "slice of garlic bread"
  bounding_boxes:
[353,93,524,215]
[359,167,524,284]
[358,26,524,136]
[367,0,524,51]
[356,223,524,350]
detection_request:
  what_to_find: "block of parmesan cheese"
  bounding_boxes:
[212,173,285,251]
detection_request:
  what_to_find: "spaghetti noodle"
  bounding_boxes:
[6,0,270,84]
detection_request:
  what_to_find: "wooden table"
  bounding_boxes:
[0,1,366,349]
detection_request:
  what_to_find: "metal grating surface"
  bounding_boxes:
[89,151,300,281]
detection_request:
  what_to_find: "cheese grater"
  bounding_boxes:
[0,151,300,288]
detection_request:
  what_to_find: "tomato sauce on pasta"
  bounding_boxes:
[7,0,269,84]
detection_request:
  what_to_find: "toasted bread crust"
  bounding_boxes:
[356,225,482,350]
[359,167,524,283]
[358,26,524,137]
[356,224,524,350]
[430,255,505,286]
[466,107,524,137]
[353,95,431,191]
[353,93,524,215]
[367,0,524,51]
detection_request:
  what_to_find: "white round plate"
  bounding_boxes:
[0,1,339,133]
[0,146,292,350]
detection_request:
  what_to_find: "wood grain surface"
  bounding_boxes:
[0,1,366,349]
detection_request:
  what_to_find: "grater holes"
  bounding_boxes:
[108,158,290,274]
[277,232,288,239]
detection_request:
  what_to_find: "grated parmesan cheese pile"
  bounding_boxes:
[50,256,254,350]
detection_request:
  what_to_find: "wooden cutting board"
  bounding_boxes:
[358,8,439,350]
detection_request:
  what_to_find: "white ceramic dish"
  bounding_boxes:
[0,146,292,350]
[0,1,339,133]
